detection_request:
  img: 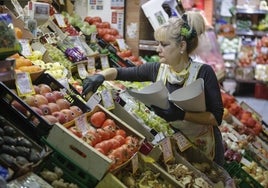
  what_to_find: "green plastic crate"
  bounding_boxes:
[36,151,99,188]
[224,162,263,188]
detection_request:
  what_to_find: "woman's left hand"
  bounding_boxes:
[151,102,185,122]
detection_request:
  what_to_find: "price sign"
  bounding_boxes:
[75,113,90,136]
[240,157,252,168]
[116,38,127,51]
[173,132,192,152]
[19,39,32,57]
[86,92,102,110]
[57,77,70,90]
[91,32,97,43]
[100,55,110,70]
[87,56,96,74]
[15,72,35,97]
[54,14,67,28]
[77,63,89,79]
[160,137,173,163]
[131,153,139,174]
[101,89,115,110]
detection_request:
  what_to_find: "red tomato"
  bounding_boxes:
[128,55,139,62]
[103,34,116,43]
[83,132,98,146]
[94,140,111,155]
[113,135,125,145]
[116,129,126,138]
[125,136,139,147]
[68,126,82,138]
[90,111,106,128]
[102,118,116,129]
[110,138,121,149]
[96,128,111,140]
[103,125,116,138]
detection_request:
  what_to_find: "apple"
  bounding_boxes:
[33,85,40,94]
[34,94,48,106]
[39,104,51,115]
[30,106,43,116]
[52,111,67,124]
[53,90,64,100]
[42,115,58,124]
[69,105,83,118]
[61,109,75,122]
[38,84,52,95]
[43,92,56,103]
[56,99,71,110]
[24,95,36,106]
[47,103,60,113]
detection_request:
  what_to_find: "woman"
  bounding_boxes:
[82,11,225,166]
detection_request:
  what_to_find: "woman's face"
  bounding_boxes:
[156,40,181,67]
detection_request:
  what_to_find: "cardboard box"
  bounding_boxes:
[96,152,181,188]
[45,104,145,180]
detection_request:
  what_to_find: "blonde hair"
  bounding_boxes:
[154,11,205,54]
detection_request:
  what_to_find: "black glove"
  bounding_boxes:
[151,101,185,122]
[82,74,105,96]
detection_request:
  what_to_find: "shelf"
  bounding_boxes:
[236,30,268,37]
[236,8,268,14]
[139,40,158,51]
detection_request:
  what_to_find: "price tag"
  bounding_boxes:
[57,78,70,90]
[160,137,173,163]
[86,92,102,110]
[77,63,89,79]
[31,42,47,56]
[100,55,110,70]
[15,72,35,97]
[172,132,192,152]
[227,132,238,142]
[19,39,32,57]
[91,32,97,43]
[54,14,67,28]
[240,157,252,168]
[101,89,115,110]
[131,153,139,174]
[75,113,90,136]
[116,38,127,51]
[87,56,96,74]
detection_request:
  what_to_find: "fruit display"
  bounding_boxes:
[66,109,142,170]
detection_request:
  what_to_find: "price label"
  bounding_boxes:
[100,55,110,70]
[101,89,115,110]
[240,157,252,168]
[15,72,35,97]
[116,38,127,51]
[75,113,90,136]
[77,63,89,79]
[31,42,47,55]
[57,77,70,89]
[54,14,67,28]
[19,39,32,57]
[91,32,97,43]
[131,153,139,174]
[86,92,102,110]
[87,56,96,74]
[227,132,238,142]
[160,137,173,163]
[173,132,192,152]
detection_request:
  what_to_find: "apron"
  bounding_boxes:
[156,62,215,160]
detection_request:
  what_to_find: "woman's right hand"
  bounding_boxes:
[82,74,105,96]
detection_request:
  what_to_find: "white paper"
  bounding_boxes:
[127,81,169,109]
[127,78,206,112]
[169,78,206,112]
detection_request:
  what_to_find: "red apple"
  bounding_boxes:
[39,104,51,115]
[69,105,83,118]
[61,109,75,122]
[34,94,48,106]
[42,115,58,124]
[38,84,52,95]
[47,103,60,113]
[30,106,43,115]
[53,90,64,100]
[43,92,56,103]
[56,99,71,110]
[52,111,67,124]
[24,95,36,106]
[33,85,40,94]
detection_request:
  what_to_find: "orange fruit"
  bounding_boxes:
[14,27,23,39]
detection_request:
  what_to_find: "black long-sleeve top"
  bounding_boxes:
[116,62,223,126]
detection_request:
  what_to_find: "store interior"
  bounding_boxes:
[0,0,268,187]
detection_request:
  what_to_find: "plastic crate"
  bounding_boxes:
[35,150,99,188]
[223,161,263,188]
[0,73,91,141]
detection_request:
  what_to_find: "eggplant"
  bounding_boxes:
[16,146,30,158]
[3,136,17,145]
[0,127,4,136]
[0,145,18,156]
[28,148,41,163]
[3,126,16,136]
[0,153,15,166]
[0,137,4,146]
[16,137,33,148]
[15,156,29,166]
